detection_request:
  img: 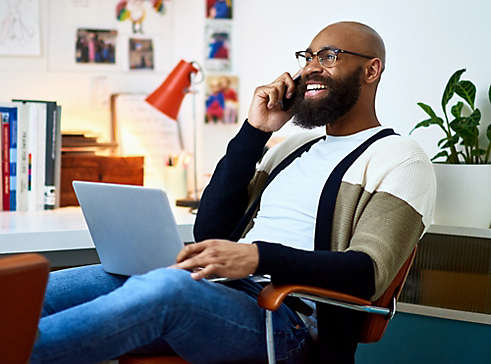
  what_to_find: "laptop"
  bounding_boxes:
[73,181,185,276]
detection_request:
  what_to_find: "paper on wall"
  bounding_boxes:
[0,0,41,56]
[114,94,182,188]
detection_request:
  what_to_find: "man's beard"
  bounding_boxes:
[291,66,363,129]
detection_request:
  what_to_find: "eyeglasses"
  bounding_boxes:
[295,46,374,69]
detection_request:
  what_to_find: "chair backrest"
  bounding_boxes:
[360,246,417,343]
[0,253,50,363]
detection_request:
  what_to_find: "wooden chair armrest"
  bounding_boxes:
[257,284,371,311]
[0,253,50,276]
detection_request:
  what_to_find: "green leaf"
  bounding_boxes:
[417,102,438,119]
[431,150,449,162]
[450,117,464,132]
[451,110,481,132]
[410,118,443,134]
[487,124,491,142]
[451,101,464,118]
[442,69,466,110]
[466,108,481,126]
[489,84,491,104]
[437,134,459,148]
[457,127,478,146]
[471,148,486,156]
[455,80,476,109]
[450,117,477,146]
[460,123,478,137]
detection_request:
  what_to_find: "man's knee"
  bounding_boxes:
[126,268,196,307]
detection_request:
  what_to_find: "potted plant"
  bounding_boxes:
[411,69,491,228]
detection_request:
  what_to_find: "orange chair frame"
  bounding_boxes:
[0,253,50,363]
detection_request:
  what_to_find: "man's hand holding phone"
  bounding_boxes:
[247,72,300,133]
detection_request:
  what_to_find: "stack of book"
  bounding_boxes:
[61,133,117,155]
[0,100,62,211]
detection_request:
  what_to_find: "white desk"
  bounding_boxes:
[0,207,196,267]
[1,209,489,325]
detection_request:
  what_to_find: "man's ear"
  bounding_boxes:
[365,58,383,84]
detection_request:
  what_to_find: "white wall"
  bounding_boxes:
[0,0,176,141]
[1,0,490,189]
[232,0,491,160]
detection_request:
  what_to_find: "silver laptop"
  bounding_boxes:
[73,181,184,276]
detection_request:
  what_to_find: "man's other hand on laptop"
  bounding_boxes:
[172,240,259,280]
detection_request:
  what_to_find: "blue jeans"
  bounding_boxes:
[30,265,311,364]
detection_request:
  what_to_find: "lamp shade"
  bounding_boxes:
[145,60,199,120]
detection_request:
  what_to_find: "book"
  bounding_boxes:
[54,105,62,208]
[0,111,9,210]
[9,107,17,211]
[27,102,47,212]
[13,99,58,210]
[62,134,99,146]
[0,105,19,210]
[14,102,29,211]
[0,114,2,210]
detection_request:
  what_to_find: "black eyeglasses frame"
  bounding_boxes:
[295,46,375,68]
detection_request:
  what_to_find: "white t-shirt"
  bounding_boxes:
[239,126,386,249]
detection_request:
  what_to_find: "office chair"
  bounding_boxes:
[0,253,50,363]
[120,247,416,364]
[259,246,417,363]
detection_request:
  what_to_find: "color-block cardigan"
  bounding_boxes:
[194,120,436,362]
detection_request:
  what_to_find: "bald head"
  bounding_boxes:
[293,21,386,133]
[313,21,386,71]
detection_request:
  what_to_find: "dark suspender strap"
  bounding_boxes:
[230,135,325,241]
[314,128,397,251]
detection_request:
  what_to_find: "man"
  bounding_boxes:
[31,22,435,364]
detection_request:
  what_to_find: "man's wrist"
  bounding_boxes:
[247,119,274,133]
[248,243,260,274]
[239,119,272,141]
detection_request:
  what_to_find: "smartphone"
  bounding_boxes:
[281,74,301,111]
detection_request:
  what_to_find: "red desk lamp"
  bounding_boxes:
[146,60,202,209]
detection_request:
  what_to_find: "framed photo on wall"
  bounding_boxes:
[205,75,239,124]
[206,0,233,20]
[204,22,232,72]
[46,1,172,72]
[129,38,154,70]
[76,28,117,64]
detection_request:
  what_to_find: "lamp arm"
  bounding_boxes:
[192,88,198,201]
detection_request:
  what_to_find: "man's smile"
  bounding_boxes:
[304,83,329,98]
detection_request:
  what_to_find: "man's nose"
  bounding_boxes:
[301,57,324,77]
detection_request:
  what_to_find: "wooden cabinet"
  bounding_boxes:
[60,155,144,207]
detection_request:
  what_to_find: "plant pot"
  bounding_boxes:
[432,164,491,229]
